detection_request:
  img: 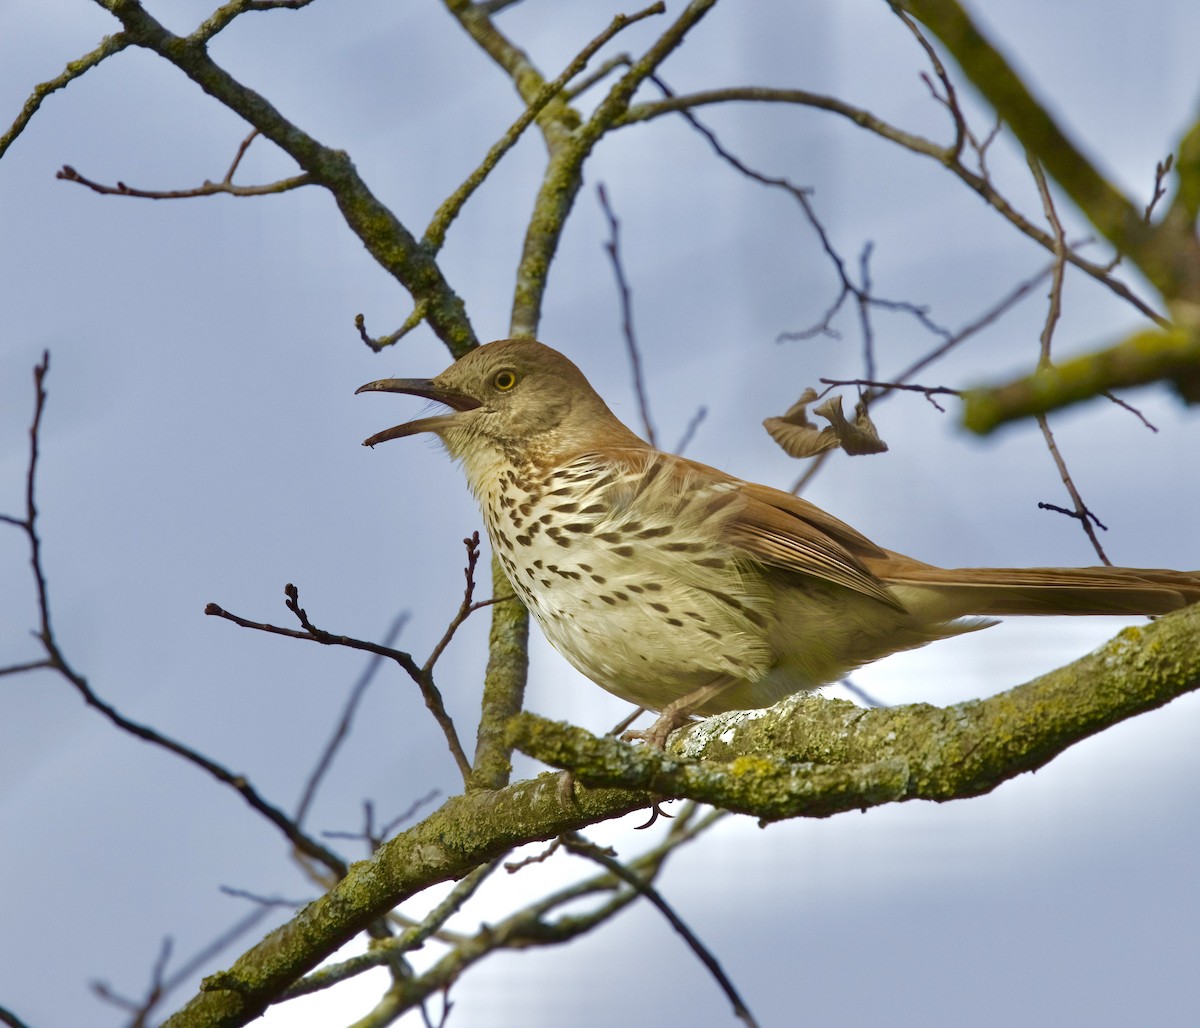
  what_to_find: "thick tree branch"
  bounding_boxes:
[962,323,1200,433]
[163,602,1198,1025]
[513,603,1200,814]
[91,0,476,355]
[162,780,653,1027]
[899,0,1200,306]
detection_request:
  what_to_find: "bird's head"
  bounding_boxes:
[357,338,643,467]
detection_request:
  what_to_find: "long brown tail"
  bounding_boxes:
[883,564,1200,617]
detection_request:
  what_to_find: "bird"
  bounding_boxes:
[358,338,1200,746]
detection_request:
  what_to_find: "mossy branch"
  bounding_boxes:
[963,323,1200,433]
[513,602,1200,816]
[163,777,652,1027]
[92,0,476,355]
[1,31,132,159]
[899,0,1200,305]
[164,603,1199,1025]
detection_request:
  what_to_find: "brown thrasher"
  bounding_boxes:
[358,338,1200,745]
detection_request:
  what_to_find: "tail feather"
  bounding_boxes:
[883,565,1200,617]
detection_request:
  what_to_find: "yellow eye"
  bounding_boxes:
[493,369,518,391]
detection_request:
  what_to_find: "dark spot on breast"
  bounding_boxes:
[590,574,607,584]
[553,501,579,513]
[649,602,670,613]
[636,526,672,539]
[611,545,634,557]
[563,522,592,533]
[599,594,616,605]
[665,617,683,626]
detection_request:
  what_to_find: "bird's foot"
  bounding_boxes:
[621,707,689,748]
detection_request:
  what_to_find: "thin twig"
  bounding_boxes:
[208,581,474,783]
[294,610,411,827]
[619,88,1165,327]
[674,406,708,455]
[563,832,760,1028]
[819,378,960,411]
[1028,156,1111,563]
[56,155,311,200]
[0,354,347,875]
[598,183,657,446]
[1,32,132,160]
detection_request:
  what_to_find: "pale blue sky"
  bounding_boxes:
[2,2,1198,1026]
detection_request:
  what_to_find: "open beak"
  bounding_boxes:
[355,378,481,447]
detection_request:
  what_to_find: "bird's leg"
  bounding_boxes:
[621,678,734,748]
[609,706,646,737]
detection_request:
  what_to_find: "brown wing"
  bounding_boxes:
[719,474,906,610]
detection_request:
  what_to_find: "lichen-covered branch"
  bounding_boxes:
[962,323,1200,433]
[1,30,132,159]
[163,602,1199,1025]
[163,779,654,1027]
[898,0,1200,306]
[509,0,718,335]
[513,603,1200,815]
[91,0,476,354]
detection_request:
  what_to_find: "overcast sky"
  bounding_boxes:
[2,2,1199,1026]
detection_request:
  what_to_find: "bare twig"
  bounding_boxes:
[281,857,507,1000]
[208,581,474,783]
[819,378,960,412]
[565,53,633,100]
[0,354,347,875]
[1028,156,1111,563]
[563,832,760,1028]
[423,6,664,255]
[320,791,441,849]
[504,837,564,872]
[674,406,708,455]
[194,0,320,43]
[91,936,172,1028]
[56,137,312,200]
[598,183,657,446]
[294,607,411,825]
[644,76,950,352]
[0,1004,35,1028]
[1144,154,1174,222]
[620,89,1165,327]
[423,533,506,674]
[1100,390,1158,431]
